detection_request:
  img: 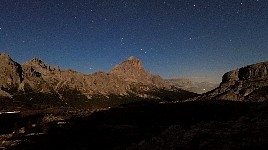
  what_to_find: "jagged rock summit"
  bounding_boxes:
[120,56,143,70]
[199,61,268,101]
[0,53,23,94]
[111,56,145,79]
[24,57,60,72]
[111,56,168,88]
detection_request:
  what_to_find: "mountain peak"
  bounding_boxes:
[0,53,23,91]
[0,53,19,66]
[128,56,139,61]
[111,56,144,74]
[109,56,169,88]
[24,57,60,72]
[0,53,11,60]
[30,57,43,64]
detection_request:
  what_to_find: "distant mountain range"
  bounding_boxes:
[0,53,196,109]
[165,78,218,94]
[1,52,268,110]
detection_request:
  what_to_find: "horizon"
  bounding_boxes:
[1,0,267,83]
[2,52,262,84]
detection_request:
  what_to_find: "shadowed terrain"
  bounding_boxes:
[1,55,268,149]
[4,100,268,150]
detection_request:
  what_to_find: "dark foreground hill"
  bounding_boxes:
[2,100,267,150]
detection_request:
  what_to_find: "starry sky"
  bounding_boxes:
[0,0,268,83]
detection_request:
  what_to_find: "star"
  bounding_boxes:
[120,38,125,45]
[0,0,267,83]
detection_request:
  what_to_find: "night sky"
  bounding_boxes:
[0,0,267,83]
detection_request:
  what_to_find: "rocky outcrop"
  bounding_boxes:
[0,89,11,98]
[222,61,268,83]
[111,56,168,88]
[0,53,23,94]
[199,61,268,101]
[20,58,61,93]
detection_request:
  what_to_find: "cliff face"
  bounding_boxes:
[110,56,168,88]
[200,61,268,101]
[222,61,268,83]
[0,53,23,94]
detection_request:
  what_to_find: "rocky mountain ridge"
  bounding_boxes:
[199,61,268,101]
[0,53,23,95]
[0,53,195,108]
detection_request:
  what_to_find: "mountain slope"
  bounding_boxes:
[0,53,23,94]
[199,61,268,101]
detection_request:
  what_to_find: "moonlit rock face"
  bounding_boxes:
[110,56,169,88]
[127,56,143,70]
[222,61,268,83]
[0,53,23,93]
[199,60,268,102]
[0,53,12,62]
[111,56,144,74]
[128,56,138,61]
[0,54,171,99]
